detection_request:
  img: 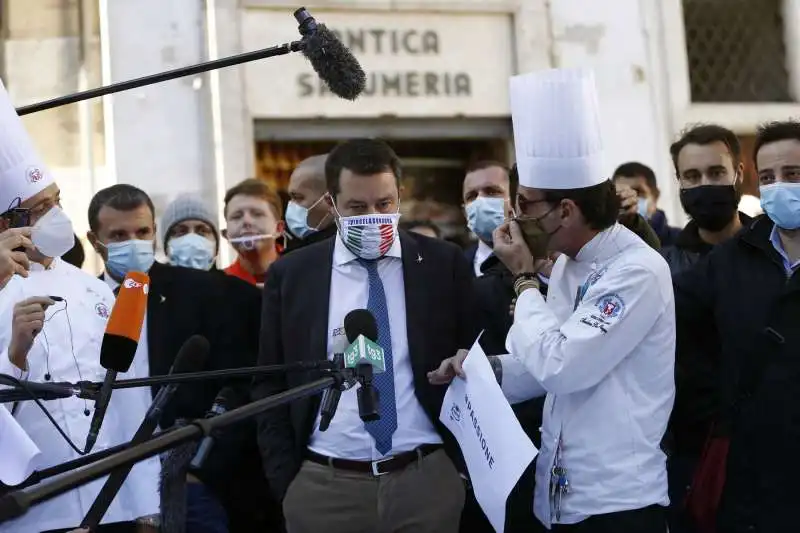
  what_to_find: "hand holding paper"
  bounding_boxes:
[439,338,537,533]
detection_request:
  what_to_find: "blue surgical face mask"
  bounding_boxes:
[285,196,326,239]
[105,239,155,278]
[637,197,650,218]
[168,233,216,270]
[760,182,800,229]
[466,197,506,244]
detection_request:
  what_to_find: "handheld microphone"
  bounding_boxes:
[188,386,240,470]
[160,418,196,533]
[295,8,366,100]
[318,334,350,432]
[81,335,210,530]
[84,271,150,454]
[344,310,382,422]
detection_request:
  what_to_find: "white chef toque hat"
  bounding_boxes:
[510,68,606,190]
[0,78,54,213]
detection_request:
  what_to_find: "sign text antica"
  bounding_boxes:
[298,28,472,98]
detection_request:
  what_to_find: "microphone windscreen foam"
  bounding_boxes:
[301,23,366,100]
[344,309,378,344]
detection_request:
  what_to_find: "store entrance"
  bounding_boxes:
[254,137,510,245]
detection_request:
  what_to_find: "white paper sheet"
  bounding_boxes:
[0,405,41,486]
[440,338,538,533]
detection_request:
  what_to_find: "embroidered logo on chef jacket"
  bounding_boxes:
[596,293,625,319]
[95,302,109,319]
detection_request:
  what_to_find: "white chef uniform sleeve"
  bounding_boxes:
[494,353,547,404]
[505,263,667,395]
[0,281,30,378]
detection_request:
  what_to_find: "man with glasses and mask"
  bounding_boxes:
[430,68,675,532]
[283,154,337,254]
[0,81,159,533]
[254,138,477,533]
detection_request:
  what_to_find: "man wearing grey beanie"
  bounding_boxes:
[161,194,220,270]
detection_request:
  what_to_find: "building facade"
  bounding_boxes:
[4,0,799,268]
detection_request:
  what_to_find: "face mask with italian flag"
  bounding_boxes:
[336,211,401,260]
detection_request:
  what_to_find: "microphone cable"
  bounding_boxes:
[0,373,88,456]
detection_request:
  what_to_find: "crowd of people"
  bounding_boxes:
[0,65,797,533]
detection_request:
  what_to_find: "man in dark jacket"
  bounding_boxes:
[613,161,681,246]
[674,120,800,533]
[282,154,337,255]
[661,124,752,533]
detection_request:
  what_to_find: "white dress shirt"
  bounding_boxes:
[0,260,160,533]
[307,236,442,461]
[473,240,494,276]
[499,224,674,528]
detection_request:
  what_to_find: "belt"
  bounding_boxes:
[306,444,442,476]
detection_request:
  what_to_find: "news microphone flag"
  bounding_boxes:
[344,335,385,373]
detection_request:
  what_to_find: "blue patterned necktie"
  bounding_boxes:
[358,258,398,455]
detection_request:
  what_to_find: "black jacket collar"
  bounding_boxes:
[676,212,753,253]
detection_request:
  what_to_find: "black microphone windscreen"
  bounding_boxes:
[344,309,378,344]
[99,336,138,373]
[172,335,211,374]
[301,23,366,100]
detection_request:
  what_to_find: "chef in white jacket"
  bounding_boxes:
[0,78,160,533]
[430,68,675,532]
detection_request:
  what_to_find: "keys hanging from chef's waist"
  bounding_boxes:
[551,464,570,521]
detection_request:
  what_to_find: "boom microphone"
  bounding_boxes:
[81,335,210,530]
[85,271,150,454]
[295,8,366,100]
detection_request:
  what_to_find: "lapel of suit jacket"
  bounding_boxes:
[399,231,426,377]
[305,238,335,363]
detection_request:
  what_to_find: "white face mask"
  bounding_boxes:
[31,206,75,258]
[168,233,216,270]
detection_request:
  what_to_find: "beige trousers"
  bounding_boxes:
[283,449,466,533]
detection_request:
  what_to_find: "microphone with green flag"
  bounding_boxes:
[343,309,383,422]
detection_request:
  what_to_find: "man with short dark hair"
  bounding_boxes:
[284,154,336,254]
[613,161,680,246]
[222,178,284,286]
[254,137,476,533]
[664,124,750,274]
[674,120,800,533]
[87,184,269,533]
[462,160,511,276]
[431,68,674,532]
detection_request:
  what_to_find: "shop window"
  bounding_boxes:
[682,0,792,102]
[254,138,509,246]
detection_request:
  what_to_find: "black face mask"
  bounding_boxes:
[679,185,740,232]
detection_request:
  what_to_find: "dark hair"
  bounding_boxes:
[612,162,659,194]
[399,220,441,238]
[223,178,283,219]
[753,120,800,166]
[325,138,402,196]
[509,163,519,203]
[466,160,508,174]
[61,234,85,268]
[88,184,155,233]
[541,179,619,231]
[669,124,741,175]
